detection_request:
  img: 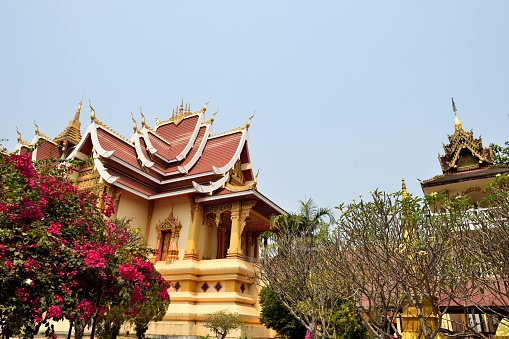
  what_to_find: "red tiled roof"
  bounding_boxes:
[35,140,62,161]
[150,115,199,160]
[96,128,141,170]
[107,168,159,196]
[179,126,207,167]
[187,132,242,175]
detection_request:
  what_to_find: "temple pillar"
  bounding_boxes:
[227,201,256,259]
[144,200,154,241]
[227,202,242,259]
[184,202,203,260]
[202,215,216,260]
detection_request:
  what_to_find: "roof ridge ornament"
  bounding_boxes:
[89,99,97,122]
[245,110,255,129]
[140,107,147,128]
[452,98,462,130]
[131,112,140,134]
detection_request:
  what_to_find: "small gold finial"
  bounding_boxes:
[155,117,160,125]
[203,98,211,112]
[211,108,218,123]
[34,120,39,135]
[131,112,138,132]
[140,107,146,127]
[246,110,255,129]
[402,178,409,199]
[171,109,175,119]
[16,127,22,142]
[89,99,96,121]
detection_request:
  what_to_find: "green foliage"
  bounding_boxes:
[259,287,306,339]
[204,310,243,339]
[491,142,509,166]
[330,303,367,339]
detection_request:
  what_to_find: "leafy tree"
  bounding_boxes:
[258,287,306,339]
[491,142,509,166]
[0,153,170,339]
[256,199,363,339]
[330,302,367,339]
[204,310,243,339]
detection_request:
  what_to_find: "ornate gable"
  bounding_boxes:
[438,100,493,174]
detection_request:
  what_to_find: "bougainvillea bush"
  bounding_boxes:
[0,153,170,339]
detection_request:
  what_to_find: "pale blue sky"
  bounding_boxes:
[1,1,508,212]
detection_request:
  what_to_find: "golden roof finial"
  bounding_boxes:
[203,98,211,112]
[211,108,218,122]
[89,99,96,121]
[140,107,146,127]
[245,110,255,129]
[34,120,40,135]
[16,127,22,143]
[452,98,462,130]
[402,178,409,199]
[131,112,139,133]
[186,103,190,112]
[171,108,175,119]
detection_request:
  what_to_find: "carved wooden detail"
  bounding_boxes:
[156,212,182,264]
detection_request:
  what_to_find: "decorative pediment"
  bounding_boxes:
[156,211,182,233]
[156,212,182,264]
[438,104,492,174]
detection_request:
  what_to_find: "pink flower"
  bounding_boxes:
[83,249,106,269]
[47,221,61,236]
[4,260,14,270]
[46,305,63,319]
[118,264,142,282]
[55,295,63,304]
[20,198,43,222]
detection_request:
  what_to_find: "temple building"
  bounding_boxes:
[420,100,509,338]
[13,100,285,338]
[421,101,509,208]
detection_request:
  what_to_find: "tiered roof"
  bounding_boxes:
[13,100,285,217]
[421,99,509,190]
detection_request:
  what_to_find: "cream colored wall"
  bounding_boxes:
[150,196,192,259]
[116,190,150,239]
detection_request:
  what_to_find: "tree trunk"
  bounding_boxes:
[67,319,73,339]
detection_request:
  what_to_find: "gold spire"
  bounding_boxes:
[55,100,82,145]
[402,178,408,200]
[452,98,462,130]
[34,120,40,135]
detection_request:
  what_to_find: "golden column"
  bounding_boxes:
[227,201,256,259]
[400,178,444,339]
[202,215,216,260]
[184,202,203,260]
